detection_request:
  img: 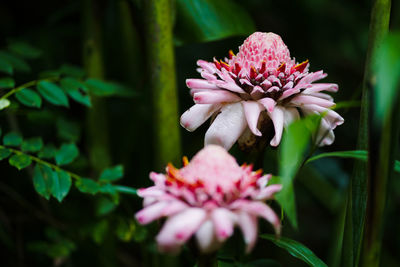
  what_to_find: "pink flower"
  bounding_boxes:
[135,145,282,254]
[180,32,344,150]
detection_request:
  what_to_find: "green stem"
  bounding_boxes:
[0,77,59,101]
[144,0,182,169]
[0,144,81,181]
[82,0,111,174]
[0,145,138,196]
[342,0,391,266]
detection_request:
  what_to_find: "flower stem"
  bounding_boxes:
[144,0,182,169]
[197,253,217,267]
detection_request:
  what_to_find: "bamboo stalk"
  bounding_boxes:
[342,0,391,266]
[144,0,182,169]
[82,0,111,173]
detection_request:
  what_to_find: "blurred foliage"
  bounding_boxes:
[0,0,398,266]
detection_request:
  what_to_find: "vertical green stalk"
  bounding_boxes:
[144,0,182,169]
[342,0,391,266]
[82,0,111,173]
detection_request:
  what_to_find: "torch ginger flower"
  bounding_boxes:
[135,145,282,254]
[180,32,344,150]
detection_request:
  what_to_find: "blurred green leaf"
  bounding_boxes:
[75,178,100,195]
[55,143,79,166]
[3,132,23,146]
[0,58,13,74]
[373,33,400,125]
[275,115,320,229]
[0,99,10,110]
[21,137,43,152]
[51,170,72,202]
[9,154,32,170]
[7,42,42,59]
[33,164,54,200]
[175,0,256,44]
[0,148,11,160]
[0,51,31,73]
[0,77,15,89]
[38,144,56,159]
[96,197,117,216]
[92,220,109,244]
[15,88,42,108]
[85,78,135,97]
[261,234,327,267]
[59,64,86,79]
[37,81,69,107]
[99,165,124,182]
[56,118,81,142]
[60,78,91,107]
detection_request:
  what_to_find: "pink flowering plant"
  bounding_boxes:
[135,145,282,254]
[181,32,344,150]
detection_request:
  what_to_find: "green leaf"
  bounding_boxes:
[373,33,400,125]
[0,51,31,73]
[175,0,256,44]
[275,115,320,228]
[15,88,42,108]
[51,170,72,202]
[38,144,56,159]
[261,234,327,267]
[37,81,69,107]
[306,150,368,165]
[96,197,117,216]
[99,165,124,182]
[0,148,12,160]
[60,78,91,107]
[21,137,43,153]
[3,132,23,146]
[0,58,13,74]
[33,164,54,200]
[0,99,10,110]
[9,154,32,170]
[75,178,100,195]
[59,64,86,79]
[85,78,135,97]
[0,77,15,89]
[7,42,42,59]
[55,143,79,166]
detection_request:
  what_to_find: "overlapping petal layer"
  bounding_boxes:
[135,145,282,253]
[180,32,344,150]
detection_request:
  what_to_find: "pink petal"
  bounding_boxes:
[242,101,264,136]
[205,102,247,150]
[135,201,169,224]
[215,80,246,94]
[211,208,236,241]
[269,106,285,147]
[258,97,276,113]
[137,187,165,198]
[197,60,217,74]
[291,95,335,108]
[317,118,336,146]
[308,92,334,101]
[301,104,344,128]
[156,208,206,253]
[180,104,222,132]
[303,83,338,94]
[283,107,300,127]
[253,184,283,200]
[194,90,241,104]
[186,79,219,90]
[237,211,258,253]
[279,88,301,100]
[195,220,221,253]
